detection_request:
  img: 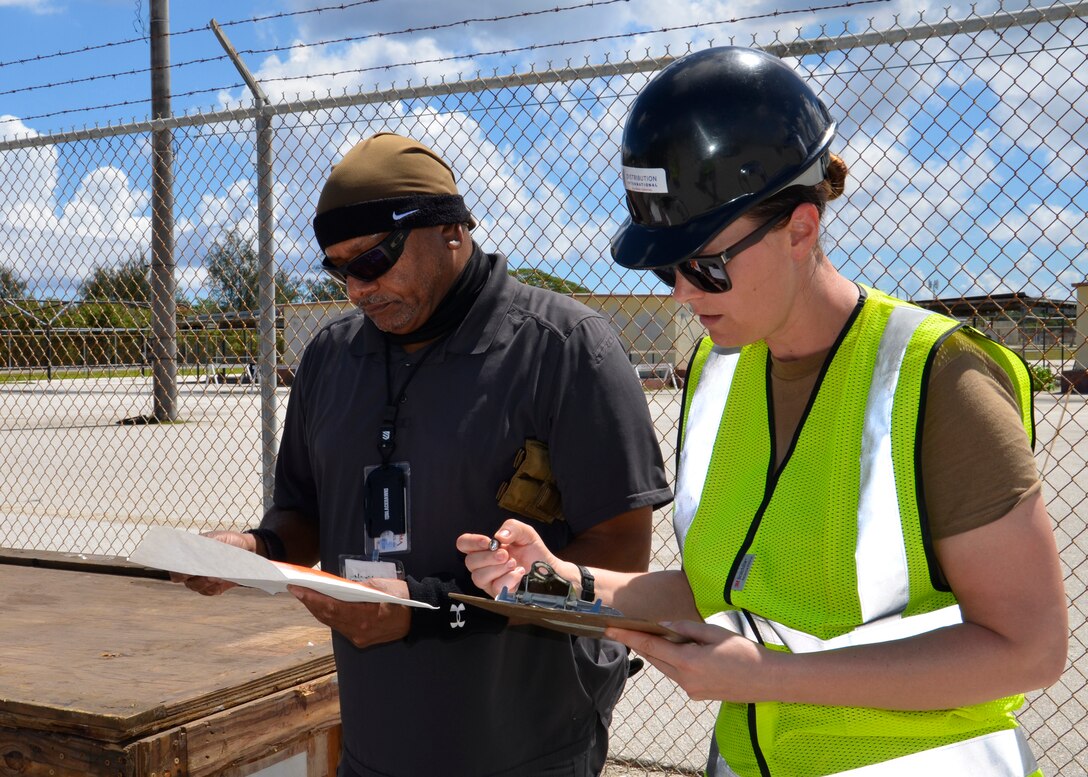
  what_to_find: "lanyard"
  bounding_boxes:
[378,340,438,464]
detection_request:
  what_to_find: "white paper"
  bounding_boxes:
[129,526,436,609]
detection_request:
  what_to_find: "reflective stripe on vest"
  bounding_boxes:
[704,604,962,653]
[708,728,1037,777]
[674,344,740,553]
[855,304,930,621]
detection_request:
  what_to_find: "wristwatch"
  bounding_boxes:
[577,564,595,602]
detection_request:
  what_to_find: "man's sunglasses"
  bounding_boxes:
[652,207,795,294]
[321,229,410,285]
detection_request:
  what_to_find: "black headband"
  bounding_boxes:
[313,194,474,250]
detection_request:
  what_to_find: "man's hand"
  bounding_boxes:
[289,578,413,649]
[168,530,256,596]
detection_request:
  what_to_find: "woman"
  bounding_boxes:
[459,47,1066,776]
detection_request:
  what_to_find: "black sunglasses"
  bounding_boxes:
[652,207,795,293]
[321,229,411,285]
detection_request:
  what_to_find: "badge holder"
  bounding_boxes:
[363,461,412,556]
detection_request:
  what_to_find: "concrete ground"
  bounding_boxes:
[1,378,1086,773]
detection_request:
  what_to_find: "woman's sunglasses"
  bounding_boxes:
[321,229,411,285]
[652,207,795,293]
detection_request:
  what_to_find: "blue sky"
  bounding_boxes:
[0,0,1083,304]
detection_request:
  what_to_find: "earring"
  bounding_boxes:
[447,239,462,248]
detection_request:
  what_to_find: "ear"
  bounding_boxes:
[787,203,821,261]
[441,223,465,248]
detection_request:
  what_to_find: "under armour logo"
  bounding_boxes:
[449,602,466,628]
[392,209,419,221]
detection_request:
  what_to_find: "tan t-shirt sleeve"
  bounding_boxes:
[921,331,1041,540]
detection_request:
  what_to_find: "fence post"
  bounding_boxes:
[212,19,280,512]
[255,111,279,512]
[150,0,178,421]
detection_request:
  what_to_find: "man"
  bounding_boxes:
[180,132,671,777]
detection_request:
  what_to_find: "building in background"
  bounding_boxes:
[1067,281,1088,392]
[281,294,704,388]
[913,292,1077,358]
[575,293,703,387]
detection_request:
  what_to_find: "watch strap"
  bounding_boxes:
[577,564,595,602]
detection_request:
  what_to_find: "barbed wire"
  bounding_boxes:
[0,0,903,128]
[0,83,243,127]
[0,0,391,70]
[239,0,634,57]
[255,0,894,89]
[0,0,632,99]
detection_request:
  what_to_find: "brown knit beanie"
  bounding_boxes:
[312,132,476,250]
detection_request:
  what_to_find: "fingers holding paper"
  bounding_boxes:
[289,577,412,649]
[170,572,238,596]
[168,530,253,595]
[456,519,559,598]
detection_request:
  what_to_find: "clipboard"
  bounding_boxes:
[450,593,690,643]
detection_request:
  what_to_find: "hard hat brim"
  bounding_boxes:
[610,198,750,270]
[610,137,834,271]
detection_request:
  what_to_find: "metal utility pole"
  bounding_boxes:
[211,19,279,511]
[150,0,178,421]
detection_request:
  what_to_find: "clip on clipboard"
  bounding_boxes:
[451,561,689,643]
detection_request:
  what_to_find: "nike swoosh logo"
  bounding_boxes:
[392,209,419,221]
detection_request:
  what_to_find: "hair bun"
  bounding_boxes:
[825,153,848,201]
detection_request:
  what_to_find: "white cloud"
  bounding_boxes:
[62,167,148,239]
[0,154,151,295]
[0,0,56,11]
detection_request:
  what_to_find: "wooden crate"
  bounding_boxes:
[0,551,341,777]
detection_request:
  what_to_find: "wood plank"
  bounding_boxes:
[0,564,335,743]
[176,674,339,777]
[0,675,340,777]
[0,725,130,776]
[0,547,169,579]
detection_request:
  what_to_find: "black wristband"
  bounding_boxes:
[404,576,508,642]
[244,528,286,562]
[577,564,595,602]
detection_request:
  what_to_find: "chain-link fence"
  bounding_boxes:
[1,2,1086,773]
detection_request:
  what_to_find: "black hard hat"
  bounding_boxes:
[611,46,836,270]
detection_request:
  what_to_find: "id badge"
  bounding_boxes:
[340,555,405,582]
[363,461,411,554]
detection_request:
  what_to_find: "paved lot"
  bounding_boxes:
[1,379,1085,773]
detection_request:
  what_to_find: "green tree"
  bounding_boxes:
[509,267,592,294]
[80,254,150,304]
[205,230,302,311]
[305,276,347,302]
[0,264,27,299]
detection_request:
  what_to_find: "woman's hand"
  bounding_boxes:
[606,620,775,703]
[456,518,568,598]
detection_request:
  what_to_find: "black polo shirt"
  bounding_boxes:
[276,250,671,777]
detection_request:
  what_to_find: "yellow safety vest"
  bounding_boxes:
[676,287,1038,777]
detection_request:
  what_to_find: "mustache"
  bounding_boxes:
[354,294,396,312]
